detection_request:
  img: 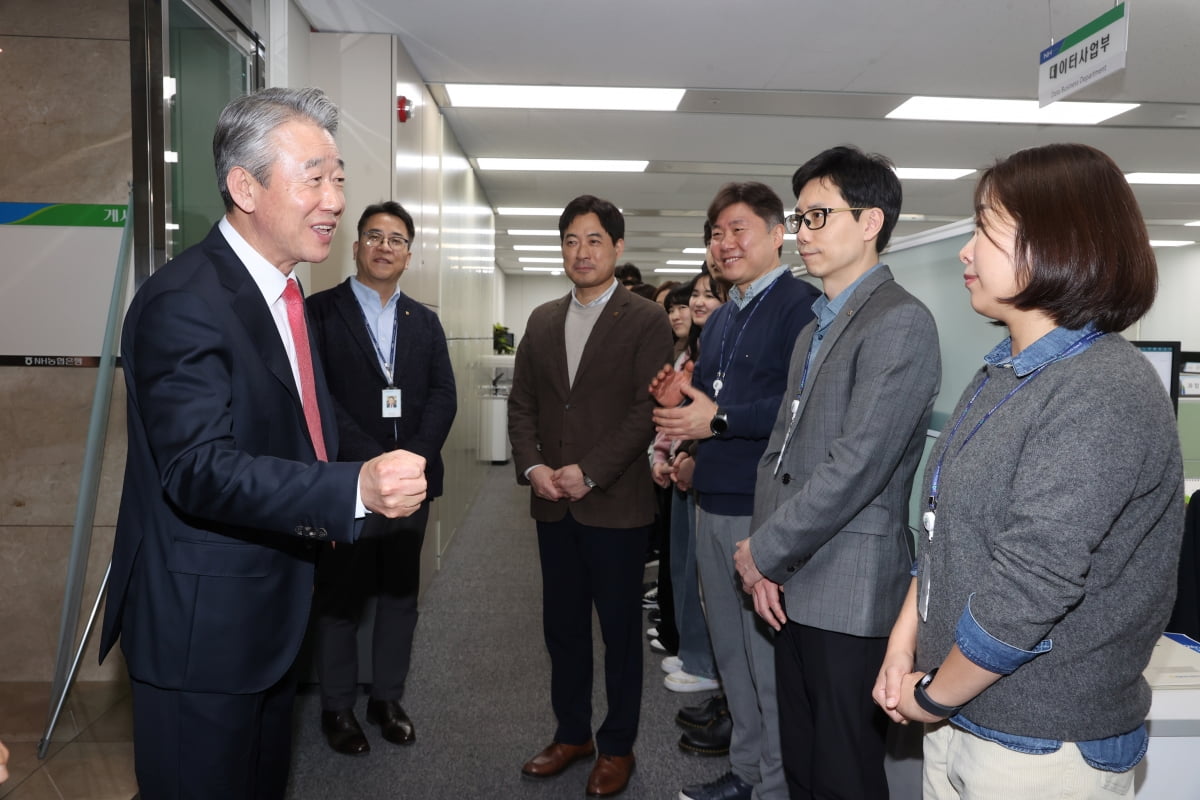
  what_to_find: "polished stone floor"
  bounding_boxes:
[0,681,135,799]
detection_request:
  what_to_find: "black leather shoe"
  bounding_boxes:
[678,711,732,757]
[321,709,370,756]
[366,698,415,745]
[675,693,728,730]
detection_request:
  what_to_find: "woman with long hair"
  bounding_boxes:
[651,267,728,703]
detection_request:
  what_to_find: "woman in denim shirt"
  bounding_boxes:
[873,143,1183,799]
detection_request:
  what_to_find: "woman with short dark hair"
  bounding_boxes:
[874,143,1183,799]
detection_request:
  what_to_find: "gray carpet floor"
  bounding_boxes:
[284,464,924,800]
[284,465,733,800]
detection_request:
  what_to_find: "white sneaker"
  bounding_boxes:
[661,655,683,674]
[664,670,721,693]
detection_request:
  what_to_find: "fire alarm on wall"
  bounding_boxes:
[397,96,413,123]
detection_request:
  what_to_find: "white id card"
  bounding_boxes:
[918,550,931,622]
[382,388,402,417]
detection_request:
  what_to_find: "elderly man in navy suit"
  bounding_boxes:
[306,201,457,755]
[98,87,428,800]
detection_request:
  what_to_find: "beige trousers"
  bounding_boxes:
[923,720,1135,800]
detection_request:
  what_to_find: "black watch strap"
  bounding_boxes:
[914,668,964,718]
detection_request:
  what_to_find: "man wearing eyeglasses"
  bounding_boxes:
[306,201,457,758]
[733,146,940,799]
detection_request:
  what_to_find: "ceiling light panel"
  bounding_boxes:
[894,168,976,180]
[479,158,648,172]
[887,96,1138,125]
[498,208,565,216]
[445,84,685,111]
[1125,173,1200,185]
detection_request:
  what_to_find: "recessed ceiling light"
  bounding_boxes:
[887,96,1138,125]
[894,168,976,180]
[514,244,562,251]
[656,267,703,274]
[479,158,648,173]
[507,229,561,236]
[518,257,564,263]
[1149,240,1195,247]
[1125,173,1200,185]
[1186,221,1200,227]
[682,247,707,254]
[445,84,685,112]
[522,267,564,273]
[666,260,704,266]
[443,243,495,251]
[498,208,564,216]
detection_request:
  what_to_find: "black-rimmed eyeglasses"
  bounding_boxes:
[784,207,869,233]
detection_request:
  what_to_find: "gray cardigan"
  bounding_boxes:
[916,333,1183,741]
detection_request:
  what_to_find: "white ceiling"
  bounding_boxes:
[294,0,1200,277]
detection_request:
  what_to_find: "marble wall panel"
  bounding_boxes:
[0,368,127,528]
[1,0,129,40]
[0,35,131,204]
[0,524,125,682]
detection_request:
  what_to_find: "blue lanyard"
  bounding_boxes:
[713,275,780,397]
[772,341,819,476]
[357,299,399,387]
[926,330,1104,526]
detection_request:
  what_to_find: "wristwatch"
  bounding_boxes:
[582,474,598,489]
[710,409,728,437]
[914,668,964,719]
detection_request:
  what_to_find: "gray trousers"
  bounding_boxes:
[695,506,786,800]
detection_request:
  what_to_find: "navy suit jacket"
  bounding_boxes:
[99,223,363,694]
[306,278,457,497]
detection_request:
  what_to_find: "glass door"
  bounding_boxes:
[164,0,257,259]
[130,0,260,279]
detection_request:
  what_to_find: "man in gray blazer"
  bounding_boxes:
[734,146,940,799]
[508,195,674,798]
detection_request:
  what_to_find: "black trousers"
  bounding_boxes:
[313,502,429,709]
[130,669,297,800]
[536,510,648,755]
[775,621,890,800]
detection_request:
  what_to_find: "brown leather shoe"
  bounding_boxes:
[586,753,635,797]
[521,740,595,778]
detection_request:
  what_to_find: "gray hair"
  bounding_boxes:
[213,87,340,211]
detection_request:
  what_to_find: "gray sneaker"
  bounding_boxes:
[679,770,753,800]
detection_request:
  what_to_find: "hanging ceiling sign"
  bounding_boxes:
[1038,2,1129,107]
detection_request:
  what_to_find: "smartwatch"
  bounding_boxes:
[914,668,964,719]
[710,409,729,437]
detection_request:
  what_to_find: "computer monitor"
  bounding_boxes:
[1130,340,1181,416]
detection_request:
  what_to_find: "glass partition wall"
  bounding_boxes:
[130,0,260,281]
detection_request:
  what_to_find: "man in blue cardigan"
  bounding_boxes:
[654,182,819,800]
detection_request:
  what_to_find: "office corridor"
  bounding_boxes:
[285,464,728,799]
[0,463,922,800]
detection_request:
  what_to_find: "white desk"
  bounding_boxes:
[1137,634,1200,798]
[885,635,1200,799]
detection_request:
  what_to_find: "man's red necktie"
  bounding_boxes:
[282,279,328,461]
